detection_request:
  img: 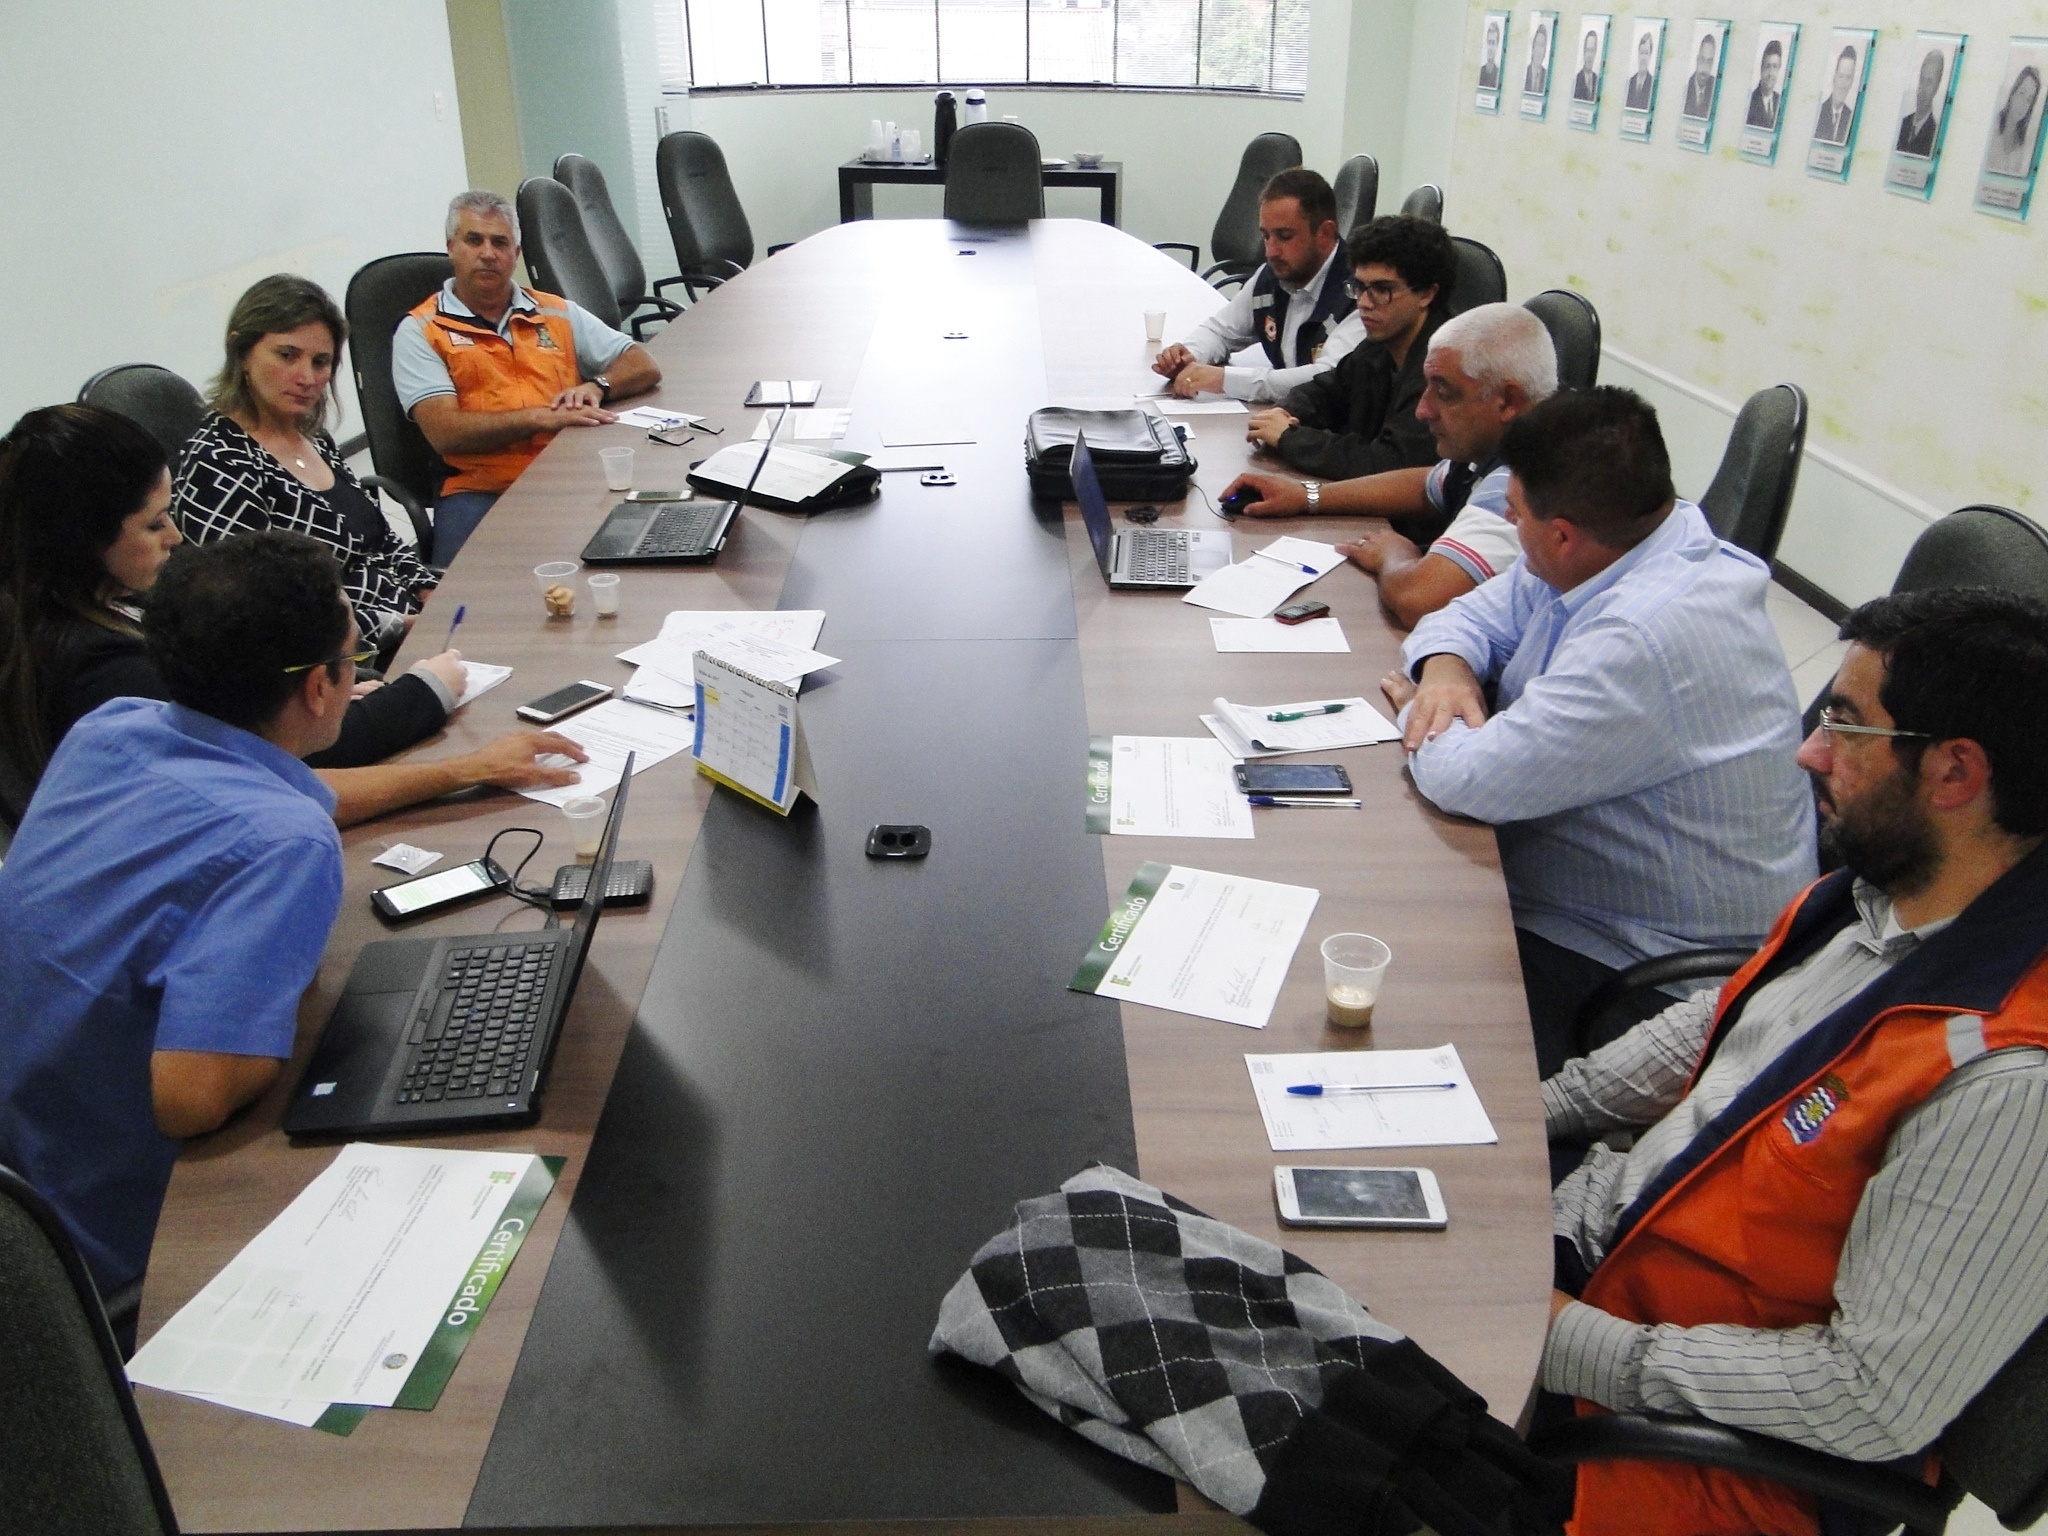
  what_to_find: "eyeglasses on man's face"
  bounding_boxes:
[1346,277,1412,306]
[1816,706,1931,743]
[283,648,375,676]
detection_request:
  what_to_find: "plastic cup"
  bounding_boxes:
[1321,933,1392,1029]
[534,561,578,618]
[600,446,635,491]
[561,795,608,860]
[588,571,621,617]
[1144,309,1167,343]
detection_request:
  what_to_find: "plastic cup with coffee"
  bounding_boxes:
[1321,933,1392,1029]
[561,795,608,860]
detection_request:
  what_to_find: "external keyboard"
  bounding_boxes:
[1124,529,1191,584]
[396,942,557,1104]
[636,502,721,555]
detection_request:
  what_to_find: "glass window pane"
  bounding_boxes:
[1198,0,1270,90]
[939,0,1027,82]
[849,0,940,83]
[1028,0,1113,83]
[764,0,850,84]
[1270,0,1308,94]
[654,0,693,88]
[1117,0,1199,87]
[688,0,768,86]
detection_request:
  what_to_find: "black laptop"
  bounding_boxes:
[580,494,738,564]
[283,759,633,1138]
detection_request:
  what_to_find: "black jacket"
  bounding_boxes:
[1274,308,1445,481]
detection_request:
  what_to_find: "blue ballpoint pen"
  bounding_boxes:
[1284,1082,1457,1097]
[444,603,466,650]
[1247,795,1362,808]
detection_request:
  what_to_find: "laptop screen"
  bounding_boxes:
[1070,434,1117,577]
[562,753,631,986]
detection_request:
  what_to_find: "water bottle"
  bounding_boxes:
[934,90,957,169]
[963,88,988,125]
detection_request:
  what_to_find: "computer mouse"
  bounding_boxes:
[1218,487,1257,516]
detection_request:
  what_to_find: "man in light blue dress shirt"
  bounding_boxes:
[1383,388,1815,1075]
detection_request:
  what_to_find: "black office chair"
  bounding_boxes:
[1893,504,2048,597]
[76,364,207,461]
[515,177,624,331]
[1446,235,1506,317]
[0,1162,181,1536]
[1535,1312,2048,1536]
[943,121,1045,223]
[1155,131,1303,284]
[656,131,782,302]
[1523,289,1602,389]
[1698,384,1807,563]
[343,252,454,552]
[553,153,683,341]
[1332,153,1380,236]
[1569,947,1754,1060]
[1400,182,1445,223]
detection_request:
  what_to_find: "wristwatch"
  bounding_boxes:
[592,374,613,404]
[1303,480,1321,511]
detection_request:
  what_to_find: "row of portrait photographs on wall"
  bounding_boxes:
[1473,12,2048,222]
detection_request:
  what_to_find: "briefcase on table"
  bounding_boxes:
[1025,407,1197,500]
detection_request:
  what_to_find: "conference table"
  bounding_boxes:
[137,218,1550,1534]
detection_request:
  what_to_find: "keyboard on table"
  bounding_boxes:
[637,501,721,555]
[397,942,557,1104]
[1124,530,1190,584]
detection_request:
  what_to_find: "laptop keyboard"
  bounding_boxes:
[396,943,557,1105]
[636,502,721,555]
[1124,529,1191,584]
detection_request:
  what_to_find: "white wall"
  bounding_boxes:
[2,0,469,441]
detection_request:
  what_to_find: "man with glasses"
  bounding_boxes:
[0,533,358,1349]
[1245,215,1456,483]
[1539,587,2048,1536]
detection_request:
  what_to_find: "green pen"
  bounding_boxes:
[1266,702,1348,723]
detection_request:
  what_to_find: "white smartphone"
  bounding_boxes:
[1273,1166,1447,1229]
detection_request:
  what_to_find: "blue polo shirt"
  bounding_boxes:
[0,698,341,1297]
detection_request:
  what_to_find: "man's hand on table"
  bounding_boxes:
[1246,407,1297,450]
[455,730,590,790]
[1337,526,1419,575]
[1168,362,1226,398]
[1152,342,1197,380]
[1219,471,1309,518]
[1388,653,1489,751]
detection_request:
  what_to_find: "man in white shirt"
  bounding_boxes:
[1151,169,1363,405]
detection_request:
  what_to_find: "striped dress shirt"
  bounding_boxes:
[1400,501,1817,970]
[1542,882,2048,1459]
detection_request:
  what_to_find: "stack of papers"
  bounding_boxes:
[1203,696,1401,758]
[1086,736,1252,839]
[516,699,698,806]
[453,660,512,707]
[617,610,828,709]
[691,441,862,503]
[1245,1046,1497,1150]
[1182,537,1346,618]
[1149,397,1249,415]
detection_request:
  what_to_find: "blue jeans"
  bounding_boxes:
[431,491,500,567]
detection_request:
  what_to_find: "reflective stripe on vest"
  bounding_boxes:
[410,288,582,495]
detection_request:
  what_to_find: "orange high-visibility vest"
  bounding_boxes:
[409,287,581,495]
[1568,859,2048,1536]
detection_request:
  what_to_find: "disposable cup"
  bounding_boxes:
[534,561,578,618]
[588,571,621,617]
[562,795,608,860]
[600,446,635,491]
[1143,309,1167,343]
[1320,933,1392,1029]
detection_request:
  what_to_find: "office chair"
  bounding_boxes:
[552,153,683,341]
[1698,384,1807,563]
[0,1162,180,1536]
[656,131,760,301]
[515,177,625,331]
[1331,153,1380,236]
[343,252,454,552]
[1569,946,1753,1060]
[1155,131,1303,284]
[1400,182,1445,222]
[76,364,207,461]
[1893,504,2048,597]
[942,121,1045,223]
[1535,1311,2048,1535]
[1446,235,1507,317]
[1523,289,1601,389]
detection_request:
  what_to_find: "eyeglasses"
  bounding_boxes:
[283,648,375,676]
[1345,278,1411,306]
[1816,706,1931,742]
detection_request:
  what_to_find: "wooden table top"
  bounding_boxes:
[137,218,1548,1534]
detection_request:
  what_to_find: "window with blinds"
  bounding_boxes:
[655,0,1309,94]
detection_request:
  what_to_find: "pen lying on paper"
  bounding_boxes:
[1267,702,1347,722]
[1248,795,1362,809]
[1285,1082,1458,1097]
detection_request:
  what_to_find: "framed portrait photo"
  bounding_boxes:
[1675,19,1731,152]
[1806,28,1877,182]
[1737,22,1800,165]
[1567,15,1613,131]
[1974,38,2048,221]
[1619,18,1668,141]
[1522,10,1560,121]
[1476,10,1513,114]
[1885,31,1966,201]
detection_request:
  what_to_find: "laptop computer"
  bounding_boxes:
[1072,433,1231,588]
[580,495,738,564]
[282,758,634,1138]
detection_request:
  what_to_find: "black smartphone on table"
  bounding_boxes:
[1232,762,1353,795]
[371,859,509,923]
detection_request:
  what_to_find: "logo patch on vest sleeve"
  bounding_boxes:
[1783,1074,1849,1144]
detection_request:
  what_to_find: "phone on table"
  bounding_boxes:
[371,859,509,923]
[1274,1166,1446,1229]
[648,425,697,448]
[516,680,613,725]
[1274,600,1330,625]
[1232,762,1353,795]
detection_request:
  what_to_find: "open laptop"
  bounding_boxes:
[1072,433,1231,589]
[283,758,634,1138]
[580,495,738,564]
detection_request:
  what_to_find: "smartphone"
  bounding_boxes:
[371,859,508,923]
[647,425,697,448]
[516,680,613,725]
[1274,600,1330,625]
[1233,762,1353,795]
[1274,1166,1447,1229]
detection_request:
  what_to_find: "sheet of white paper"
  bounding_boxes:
[656,608,827,647]
[184,1392,333,1427]
[692,442,854,503]
[371,843,442,875]
[618,611,829,688]
[621,665,694,710]
[1181,557,1317,618]
[1254,536,1346,576]
[1150,397,1250,415]
[1094,865,1318,1028]
[126,1144,537,1407]
[453,660,512,708]
[1204,697,1402,757]
[1245,1045,1498,1150]
[1108,736,1253,839]
[515,699,697,805]
[756,409,850,442]
[1209,617,1350,653]
[695,629,840,683]
[613,407,703,430]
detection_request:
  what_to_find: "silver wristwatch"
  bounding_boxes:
[1304,480,1321,511]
